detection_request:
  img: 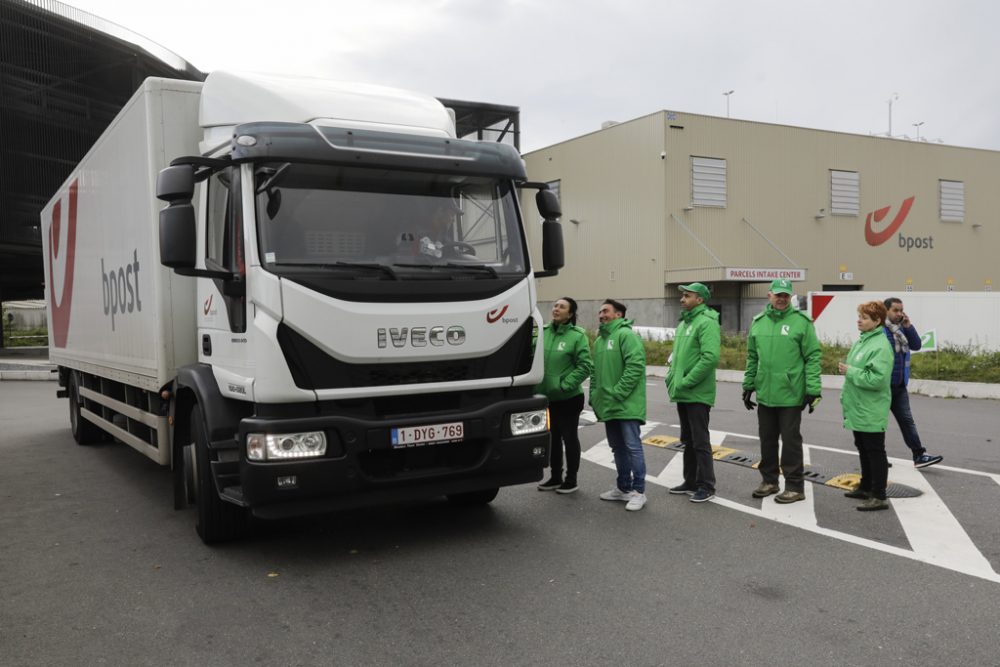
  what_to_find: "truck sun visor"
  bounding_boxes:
[229,122,526,180]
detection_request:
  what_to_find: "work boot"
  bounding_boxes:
[752,482,780,498]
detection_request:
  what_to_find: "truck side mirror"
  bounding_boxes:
[535,189,561,220]
[156,165,195,202]
[541,220,564,273]
[159,204,197,269]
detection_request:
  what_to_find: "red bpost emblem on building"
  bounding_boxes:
[47,179,80,348]
[865,196,915,246]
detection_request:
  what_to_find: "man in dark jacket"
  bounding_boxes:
[883,298,943,469]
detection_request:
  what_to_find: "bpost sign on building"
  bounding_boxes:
[724,268,807,282]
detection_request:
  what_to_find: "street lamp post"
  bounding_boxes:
[723,90,734,118]
[887,93,899,136]
[913,121,924,140]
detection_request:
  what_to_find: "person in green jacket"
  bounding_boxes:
[591,298,648,512]
[838,300,895,512]
[742,278,822,504]
[665,283,721,504]
[536,296,593,494]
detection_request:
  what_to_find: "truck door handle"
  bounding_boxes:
[202,334,212,356]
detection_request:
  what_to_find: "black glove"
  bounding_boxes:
[803,395,821,413]
[742,390,756,410]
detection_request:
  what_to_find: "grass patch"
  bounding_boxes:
[1,326,48,348]
[591,330,1000,384]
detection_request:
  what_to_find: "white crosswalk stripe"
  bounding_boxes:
[580,423,1000,584]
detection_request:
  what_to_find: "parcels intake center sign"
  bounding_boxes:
[724,268,806,281]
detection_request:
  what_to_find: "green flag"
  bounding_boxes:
[914,329,937,353]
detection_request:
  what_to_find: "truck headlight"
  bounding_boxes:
[509,409,548,436]
[246,431,327,461]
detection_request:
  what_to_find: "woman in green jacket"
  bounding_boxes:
[838,301,895,511]
[536,297,593,494]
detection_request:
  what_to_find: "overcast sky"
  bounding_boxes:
[62,0,1000,153]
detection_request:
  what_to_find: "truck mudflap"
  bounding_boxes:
[234,395,549,519]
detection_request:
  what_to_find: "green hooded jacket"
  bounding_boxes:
[589,318,646,423]
[840,327,894,432]
[666,303,721,406]
[742,305,822,407]
[534,322,593,402]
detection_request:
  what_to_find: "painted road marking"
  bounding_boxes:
[580,423,1000,584]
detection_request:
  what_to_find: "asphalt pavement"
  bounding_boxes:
[2,379,999,667]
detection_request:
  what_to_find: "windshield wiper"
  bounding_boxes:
[392,262,501,279]
[333,262,399,280]
[444,262,500,278]
[279,261,399,280]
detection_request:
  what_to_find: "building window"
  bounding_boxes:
[546,179,561,205]
[940,180,964,222]
[830,170,859,216]
[691,157,726,207]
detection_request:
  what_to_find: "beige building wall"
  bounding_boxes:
[524,111,999,330]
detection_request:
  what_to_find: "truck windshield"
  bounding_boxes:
[254,162,527,278]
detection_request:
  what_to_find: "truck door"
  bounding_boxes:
[199,167,253,397]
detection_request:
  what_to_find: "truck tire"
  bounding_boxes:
[68,371,103,445]
[190,405,248,544]
[446,487,499,506]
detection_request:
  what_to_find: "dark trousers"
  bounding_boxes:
[757,405,804,492]
[548,393,585,482]
[889,384,925,459]
[853,430,888,500]
[677,402,715,493]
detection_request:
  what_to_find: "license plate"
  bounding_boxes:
[391,421,464,448]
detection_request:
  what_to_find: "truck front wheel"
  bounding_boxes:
[68,371,103,445]
[190,404,248,544]
[446,487,499,506]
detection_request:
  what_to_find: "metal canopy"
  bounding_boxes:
[439,98,521,151]
[0,0,204,302]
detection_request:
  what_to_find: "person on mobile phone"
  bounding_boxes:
[883,298,944,469]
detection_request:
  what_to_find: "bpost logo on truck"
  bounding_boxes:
[864,196,933,251]
[47,180,79,348]
[100,249,142,330]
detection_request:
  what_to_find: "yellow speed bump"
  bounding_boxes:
[826,473,861,491]
[643,435,679,448]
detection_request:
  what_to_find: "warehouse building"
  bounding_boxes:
[522,111,998,332]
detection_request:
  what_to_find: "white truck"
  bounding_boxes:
[42,72,564,543]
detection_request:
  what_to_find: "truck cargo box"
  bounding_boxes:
[42,78,204,391]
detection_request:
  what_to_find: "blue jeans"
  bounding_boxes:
[605,420,646,493]
[890,384,925,459]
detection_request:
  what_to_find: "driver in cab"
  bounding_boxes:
[398,199,469,259]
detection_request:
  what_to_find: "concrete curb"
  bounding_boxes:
[646,367,1000,401]
[0,370,57,381]
[4,361,998,399]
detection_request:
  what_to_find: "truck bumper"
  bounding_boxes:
[232,395,549,519]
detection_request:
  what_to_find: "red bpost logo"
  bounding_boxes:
[203,294,214,315]
[864,196,915,246]
[47,179,79,348]
[486,305,509,323]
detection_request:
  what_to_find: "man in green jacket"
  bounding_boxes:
[666,283,721,503]
[742,279,822,504]
[591,298,648,511]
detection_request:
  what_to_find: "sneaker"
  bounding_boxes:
[774,490,806,504]
[625,492,647,511]
[555,480,578,494]
[857,497,890,512]
[669,483,697,495]
[600,488,632,502]
[844,487,871,499]
[537,477,562,491]
[914,454,944,469]
[752,482,780,498]
[690,488,715,503]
